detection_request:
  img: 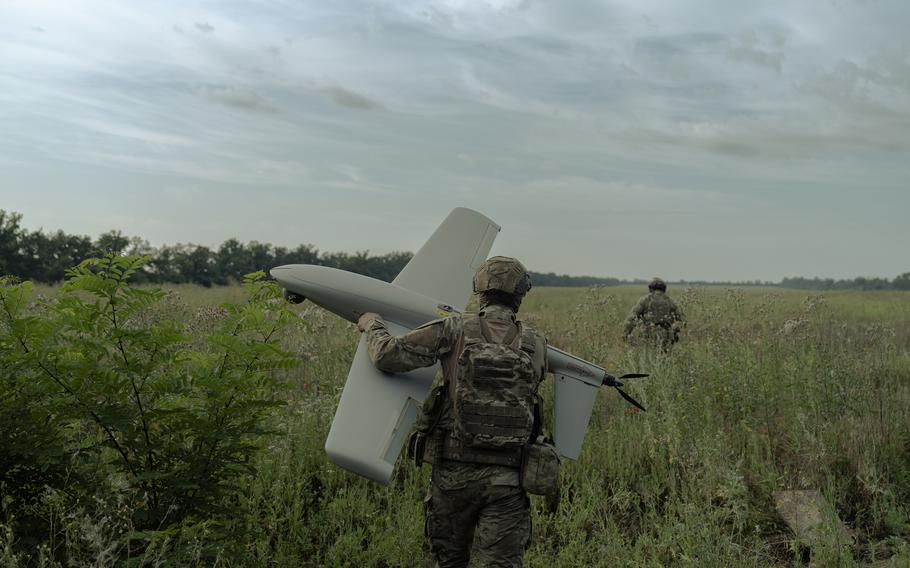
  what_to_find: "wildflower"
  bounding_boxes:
[780,318,807,335]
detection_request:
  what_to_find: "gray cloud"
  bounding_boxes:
[728,44,783,72]
[804,52,910,109]
[634,32,728,59]
[727,29,785,73]
[195,85,278,113]
[195,21,214,33]
[622,117,908,163]
[795,51,910,154]
[324,87,379,110]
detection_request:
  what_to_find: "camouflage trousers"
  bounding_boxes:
[425,480,531,567]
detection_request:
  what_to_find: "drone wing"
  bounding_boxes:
[393,207,500,312]
[325,321,438,484]
[546,346,605,460]
[325,208,500,484]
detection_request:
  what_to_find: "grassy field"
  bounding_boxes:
[8,284,910,566]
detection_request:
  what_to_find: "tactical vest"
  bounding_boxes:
[408,312,543,468]
[451,313,538,450]
[644,293,677,327]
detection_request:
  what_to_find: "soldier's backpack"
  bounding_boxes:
[645,293,677,327]
[451,313,538,449]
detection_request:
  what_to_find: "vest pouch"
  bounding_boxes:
[407,432,427,466]
[520,437,560,497]
[409,381,450,467]
[453,345,536,449]
[451,313,539,451]
[414,383,447,434]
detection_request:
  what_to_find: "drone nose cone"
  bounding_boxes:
[269,265,296,287]
[270,265,312,301]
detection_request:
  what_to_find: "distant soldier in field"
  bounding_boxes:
[623,278,683,352]
[357,256,556,568]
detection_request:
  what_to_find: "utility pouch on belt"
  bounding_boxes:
[521,436,560,497]
[406,432,426,467]
[408,381,449,467]
[413,383,447,434]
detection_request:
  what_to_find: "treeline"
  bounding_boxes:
[530,272,624,287]
[1,210,907,289]
[506,273,910,291]
[780,275,910,291]
[0,210,411,285]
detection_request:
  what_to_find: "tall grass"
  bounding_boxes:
[4,285,909,566]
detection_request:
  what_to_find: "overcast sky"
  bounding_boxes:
[1,0,908,281]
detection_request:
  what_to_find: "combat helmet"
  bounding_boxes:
[473,256,532,298]
[648,278,667,292]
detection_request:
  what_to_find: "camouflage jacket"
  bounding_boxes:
[623,291,684,336]
[363,304,547,489]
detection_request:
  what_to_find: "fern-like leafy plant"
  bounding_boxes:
[0,255,301,561]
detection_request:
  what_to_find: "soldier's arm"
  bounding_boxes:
[623,297,647,335]
[361,314,459,374]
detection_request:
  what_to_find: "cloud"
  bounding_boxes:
[622,115,909,162]
[457,65,576,117]
[510,175,731,216]
[67,117,199,147]
[456,153,475,165]
[633,32,727,60]
[334,163,365,183]
[2,0,908,280]
[75,151,310,186]
[31,26,45,33]
[324,87,380,110]
[791,51,910,154]
[163,186,202,199]
[727,30,785,73]
[195,85,278,113]
[802,53,910,114]
[0,154,23,167]
[319,180,393,194]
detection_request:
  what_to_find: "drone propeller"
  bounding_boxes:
[615,386,647,412]
[602,372,650,411]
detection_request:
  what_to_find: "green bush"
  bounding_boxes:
[0,255,301,564]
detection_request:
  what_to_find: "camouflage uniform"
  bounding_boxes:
[363,303,547,568]
[623,288,683,352]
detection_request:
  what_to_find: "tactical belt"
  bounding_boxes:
[424,430,522,468]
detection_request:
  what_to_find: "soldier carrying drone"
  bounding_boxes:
[357,257,553,567]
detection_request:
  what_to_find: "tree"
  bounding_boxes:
[94,230,131,255]
[18,230,93,282]
[173,244,217,286]
[894,272,910,291]
[216,238,251,283]
[0,210,26,277]
[0,257,301,559]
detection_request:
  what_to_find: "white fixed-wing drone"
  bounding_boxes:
[270,208,646,485]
